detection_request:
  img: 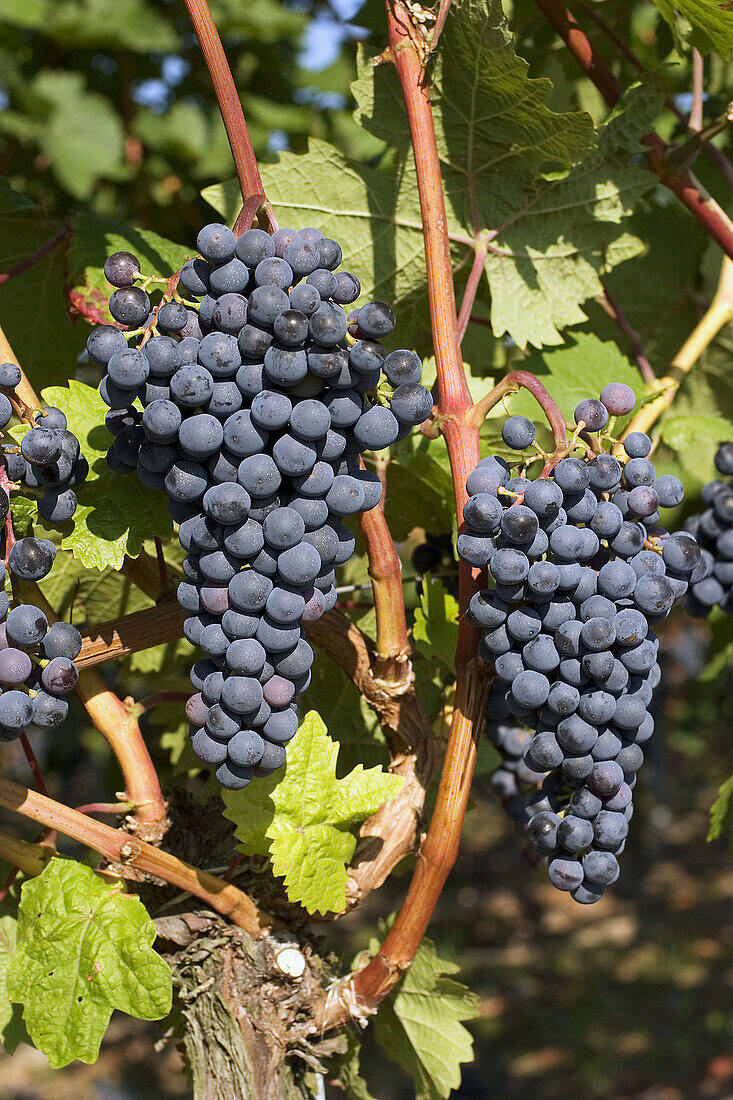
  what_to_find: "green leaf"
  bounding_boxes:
[382,436,457,540]
[303,649,385,775]
[508,332,645,425]
[0,208,78,388]
[0,175,34,214]
[222,711,404,914]
[374,936,480,1100]
[68,212,190,325]
[651,0,733,58]
[0,913,17,1041]
[708,773,733,842]
[358,7,660,348]
[32,71,126,200]
[661,414,733,454]
[39,381,172,569]
[329,1030,379,1100]
[6,860,172,1068]
[412,576,459,672]
[61,473,173,571]
[0,0,178,48]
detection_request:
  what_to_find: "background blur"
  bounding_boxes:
[0,0,731,1097]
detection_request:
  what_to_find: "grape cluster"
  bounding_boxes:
[0,538,82,741]
[683,443,733,615]
[460,384,700,903]
[0,364,88,523]
[88,222,431,790]
[0,367,87,747]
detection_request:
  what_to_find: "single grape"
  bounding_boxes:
[600,382,635,415]
[574,398,609,432]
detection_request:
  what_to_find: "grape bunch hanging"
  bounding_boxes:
[683,442,733,615]
[0,369,85,742]
[459,384,701,904]
[88,222,432,790]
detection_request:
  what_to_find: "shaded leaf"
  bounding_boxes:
[412,576,460,672]
[68,212,190,325]
[40,381,172,569]
[651,0,733,58]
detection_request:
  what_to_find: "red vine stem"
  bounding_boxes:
[577,3,733,190]
[596,289,656,383]
[465,369,567,443]
[386,0,480,671]
[182,0,277,231]
[316,659,490,1029]
[0,775,269,935]
[19,734,48,796]
[456,239,488,341]
[533,0,733,260]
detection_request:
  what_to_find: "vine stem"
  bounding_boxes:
[576,2,733,191]
[19,734,48,796]
[385,0,481,671]
[315,659,490,1027]
[182,0,277,230]
[456,239,488,341]
[0,775,270,934]
[358,502,410,679]
[465,369,567,444]
[0,829,52,877]
[28,587,167,831]
[533,0,733,260]
[618,255,733,444]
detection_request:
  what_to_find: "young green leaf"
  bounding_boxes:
[412,576,460,672]
[0,913,17,1040]
[708,773,733,843]
[6,860,172,1068]
[373,935,480,1100]
[222,711,404,914]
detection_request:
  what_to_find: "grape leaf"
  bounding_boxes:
[39,381,172,570]
[412,576,460,672]
[382,436,456,540]
[204,5,660,350]
[0,176,34,214]
[203,142,456,344]
[32,71,126,201]
[508,332,644,426]
[6,860,172,1068]
[0,207,79,387]
[661,414,733,454]
[0,914,17,1040]
[68,212,190,325]
[373,935,480,1100]
[0,0,178,49]
[222,710,404,914]
[328,1030,379,1100]
[61,471,173,571]
[708,773,733,842]
[650,0,733,58]
[303,651,385,775]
